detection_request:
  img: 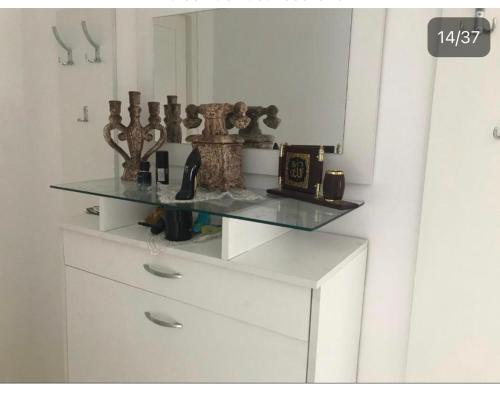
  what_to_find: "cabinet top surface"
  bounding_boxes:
[61,214,367,289]
[51,178,363,231]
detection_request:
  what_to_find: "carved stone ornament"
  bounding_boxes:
[183,102,250,191]
[164,95,182,143]
[103,91,167,180]
[227,105,281,149]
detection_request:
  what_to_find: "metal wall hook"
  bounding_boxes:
[81,20,101,63]
[52,26,74,66]
[493,127,500,139]
[475,8,496,34]
[77,106,89,123]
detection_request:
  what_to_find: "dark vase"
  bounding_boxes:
[323,170,345,202]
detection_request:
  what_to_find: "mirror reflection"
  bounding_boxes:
[153,9,352,151]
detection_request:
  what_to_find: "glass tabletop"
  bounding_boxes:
[50,178,363,231]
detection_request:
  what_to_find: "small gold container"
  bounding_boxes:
[323,170,345,202]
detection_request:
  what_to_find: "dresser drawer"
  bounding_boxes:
[63,229,311,341]
[67,266,308,382]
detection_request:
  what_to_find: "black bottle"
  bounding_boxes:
[137,161,152,188]
[175,148,202,200]
[156,151,169,184]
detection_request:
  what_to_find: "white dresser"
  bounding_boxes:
[60,214,367,383]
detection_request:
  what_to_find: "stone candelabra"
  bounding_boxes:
[164,95,182,143]
[183,102,250,191]
[227,105,281,149]
[103,91,167,180]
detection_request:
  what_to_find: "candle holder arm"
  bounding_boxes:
[103,123,131,162]
[141,125,167,161]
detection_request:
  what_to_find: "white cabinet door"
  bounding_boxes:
[406,9,500,382]
[66,267,308,382]
[63,230,312,341]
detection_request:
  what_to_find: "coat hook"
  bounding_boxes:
[81,21,101,63]
[52,26,74,66]
[77,106,89,123]
[475,8,496,34]
[493,127,500,139]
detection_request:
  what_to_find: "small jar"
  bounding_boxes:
[137,160,152,189]
[323,170,345,202]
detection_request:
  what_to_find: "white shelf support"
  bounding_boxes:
[99,197,153,231]
[221,217,290,260]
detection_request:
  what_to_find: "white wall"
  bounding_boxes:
[21,9,67,382]
[0,9,37,381]
[322,9,439,381]
[56,9,116,215]
[0,8,116,382]
[0,9,66,382]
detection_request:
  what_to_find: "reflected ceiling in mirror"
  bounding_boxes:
[153,9,352,151]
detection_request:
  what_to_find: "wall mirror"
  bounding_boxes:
[116,9,386,184]
[152,9,352,153]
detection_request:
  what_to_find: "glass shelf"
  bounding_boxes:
[50,178,363,231]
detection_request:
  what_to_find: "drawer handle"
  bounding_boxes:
[144,312,183,329]
[143,264,183,279]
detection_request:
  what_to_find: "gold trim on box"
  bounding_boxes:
[279,143,287,158]
[317,145,324,162]
[326,170,344,176]
[315,183,321,199]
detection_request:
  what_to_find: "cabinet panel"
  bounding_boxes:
[66,267,308,382]
[63,230,311,341]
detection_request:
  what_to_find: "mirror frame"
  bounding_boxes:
[116,8,386,185]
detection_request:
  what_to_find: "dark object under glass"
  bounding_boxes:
[164,210,193,241]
